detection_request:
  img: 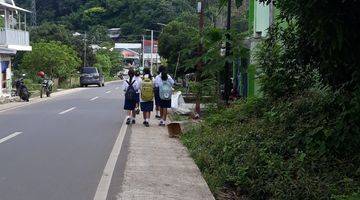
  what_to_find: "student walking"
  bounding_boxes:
[123,68,139,125]
[139,68,154,127]
[155,66,174,126]
[134,70,142,114]
[154,66,165,119]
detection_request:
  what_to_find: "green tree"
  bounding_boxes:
[21,41,81,80]
[158,21,198,76]
[95,49,124,77]
[94,53,111,77]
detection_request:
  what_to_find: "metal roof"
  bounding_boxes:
[114,43,142,49]
[0,1,31,13]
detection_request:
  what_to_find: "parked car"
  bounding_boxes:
[80,67,105,87]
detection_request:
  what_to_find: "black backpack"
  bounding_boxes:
[125,80,136,101]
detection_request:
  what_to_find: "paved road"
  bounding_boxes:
[0,81,127,200]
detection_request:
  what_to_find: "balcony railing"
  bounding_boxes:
[0,28,30,47]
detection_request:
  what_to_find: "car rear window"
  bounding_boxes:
[81,67,97,74]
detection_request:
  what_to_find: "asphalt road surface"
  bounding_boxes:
[0,81,128,200]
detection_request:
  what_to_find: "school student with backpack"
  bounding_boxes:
[154,66,165,119]
[155,67,174,126]
[123,68,139,125]
[134,70,142,114]
[139,68,154,127]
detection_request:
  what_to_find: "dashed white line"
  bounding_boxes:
[59,107,76,115]
[105,91,112,94]
[93,118,128,200]
[115,87,120,90]
[0,132,23,144]
[90,97,99,101]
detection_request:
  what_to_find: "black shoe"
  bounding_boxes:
[136,108,140,115]
[126,118,131,125]
[155,115,161,119]
[145,122,150,127]
[132,119,136,124]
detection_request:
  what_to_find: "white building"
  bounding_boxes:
[0,0,31,97]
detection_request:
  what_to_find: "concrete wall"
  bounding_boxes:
[254,1,270,37]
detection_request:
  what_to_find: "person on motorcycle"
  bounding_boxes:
[37,71,53,98]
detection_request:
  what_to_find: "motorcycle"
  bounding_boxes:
[13,74,30,102]
[40,78,54,98]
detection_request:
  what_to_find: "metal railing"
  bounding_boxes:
[0,28,30,46]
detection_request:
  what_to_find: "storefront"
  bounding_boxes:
[0,48,16,96]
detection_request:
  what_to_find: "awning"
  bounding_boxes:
[0,2,31,13]
[0,47,16,55]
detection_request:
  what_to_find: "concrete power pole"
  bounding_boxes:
[31,0,37,27]
[150,30,154,72]
[195,0,205,116]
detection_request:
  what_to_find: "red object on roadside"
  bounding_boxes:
[37,71,45,78]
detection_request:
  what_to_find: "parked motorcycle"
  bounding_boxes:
[40,78,54,98]
[13,74,30,102]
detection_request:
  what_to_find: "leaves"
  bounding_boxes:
[21,41,81,79]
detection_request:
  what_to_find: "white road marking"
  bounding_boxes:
[106,91,112,94]
[90,97,99,101]
[58,107,76,115]
[93,118,128,200]
[115,87,120,90]
[0,132,23,144]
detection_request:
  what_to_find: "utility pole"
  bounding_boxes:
[150,30,154,71]
[31,0,37,27]
[195,0,205,116]
[142,35,145,68]
[84,32,87,67]
[224,0,232,105]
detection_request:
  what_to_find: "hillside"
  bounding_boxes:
[16,0,195,38]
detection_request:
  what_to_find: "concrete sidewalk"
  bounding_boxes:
[116,114,215,200]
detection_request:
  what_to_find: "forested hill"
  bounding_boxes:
[16,0,195,37]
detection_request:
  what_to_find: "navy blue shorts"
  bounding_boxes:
[154,88,161,106]
[124,99,136,110]
[135,93,140,103]
[140,101,154,112]
[160,99,172,108]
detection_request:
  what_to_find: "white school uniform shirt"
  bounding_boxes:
[133,76,142,93]
[154,73,175,88]
[123,78,140,92]
[139,74,155,102]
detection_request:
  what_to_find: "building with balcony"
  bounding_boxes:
[0,0,31,97]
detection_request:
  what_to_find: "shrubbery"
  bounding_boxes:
[182,87,360,199]
[182,0,360,199]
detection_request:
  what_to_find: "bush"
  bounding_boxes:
[181,87,360,199]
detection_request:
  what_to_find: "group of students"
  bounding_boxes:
[123,66,174,127]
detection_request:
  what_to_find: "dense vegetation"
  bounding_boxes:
[17,0,194,38]
[182,0,360,199]
[13,0,199,82]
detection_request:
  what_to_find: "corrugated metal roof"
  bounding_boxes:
[0,2,31,12]
[115,43,142,49]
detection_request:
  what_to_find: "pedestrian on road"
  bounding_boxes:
[155,66,174,126]
[154,66,165,119]
[123,68,139,125]
[139,68,154,127]
[134,70,142,115]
